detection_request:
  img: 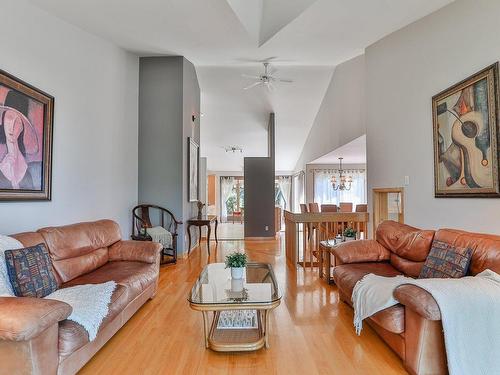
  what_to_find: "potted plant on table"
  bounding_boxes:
[343,227,357,241]
[225,251,247,280]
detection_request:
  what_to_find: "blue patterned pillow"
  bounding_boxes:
[419,240,473,279]
[5,243,58,298]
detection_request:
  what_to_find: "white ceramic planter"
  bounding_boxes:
[231,267,244,280]
[344,236,356,242]
[231,278,244,292]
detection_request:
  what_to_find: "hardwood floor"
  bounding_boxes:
[79,236,407,375]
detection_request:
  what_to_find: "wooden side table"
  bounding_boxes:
[187,215,218,255]
[319,239,340,284]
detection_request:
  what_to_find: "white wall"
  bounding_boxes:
[0,0,139,236]
[366,0,500,234]
[294,55,366,171]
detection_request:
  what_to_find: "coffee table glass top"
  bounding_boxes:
[188,262,281,305]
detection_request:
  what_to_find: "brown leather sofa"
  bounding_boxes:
[0,220,162,375]
[332,220,500,375]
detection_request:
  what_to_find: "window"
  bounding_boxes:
[220,176,244,221]
[313,169,366,206]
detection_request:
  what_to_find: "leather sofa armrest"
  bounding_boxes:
[394,284,441,321]
[332,240,391,264]
[108,240,162,264]
[0,297,72,341]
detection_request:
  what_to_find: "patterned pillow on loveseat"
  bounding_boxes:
[419,240,473,279]
[5,243,58,297]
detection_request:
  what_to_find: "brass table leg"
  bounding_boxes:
[202,311,209,348]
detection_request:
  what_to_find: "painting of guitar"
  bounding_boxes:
[432,63,500,197]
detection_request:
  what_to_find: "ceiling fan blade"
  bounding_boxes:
[241,74,262,79]
[266,82,275,92]
[243,82,262,90]
[277,78,293,83]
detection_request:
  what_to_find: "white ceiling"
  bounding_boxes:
[310,134,366,165]
[27,0,454,171]
[199,65,333,171]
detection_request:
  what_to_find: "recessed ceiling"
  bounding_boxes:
[26,0,454,171]
[310,134,366,165]
[226,0,319,47]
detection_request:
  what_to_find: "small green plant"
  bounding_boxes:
[343,227,357,238]
[225,252,248,268]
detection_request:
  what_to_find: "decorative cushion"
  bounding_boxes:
[5,243,58,298]
[419,240,473,279]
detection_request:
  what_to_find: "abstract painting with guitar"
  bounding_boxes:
[432,63,500,197]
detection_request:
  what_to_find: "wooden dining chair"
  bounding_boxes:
[321,204,338,212]
[339,202,353,213]
[355,204,368,212]
[308,203,320,213]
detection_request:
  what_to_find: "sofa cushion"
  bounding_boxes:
[63,261,158,301]
[369,305,405,334]
[58,284,128,358]
[419,240,473,279]
[5,244,58,298]
[333,262,402,299]
[376,221,435,262]
[434,229,500,275]
[38,220,121,283]
[390,253,425,278]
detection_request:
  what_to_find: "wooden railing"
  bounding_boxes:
[284,210,369,268]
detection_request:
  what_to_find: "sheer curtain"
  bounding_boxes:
[220,177,234,221]
[293,172,305,213]
[277,176,292,211]
[313,169,366,207]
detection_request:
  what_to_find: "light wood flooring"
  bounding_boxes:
[79,236,407,375]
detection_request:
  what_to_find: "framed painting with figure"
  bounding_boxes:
[0,70,54,200]
[432,63,500,198]
[188,137,199,202]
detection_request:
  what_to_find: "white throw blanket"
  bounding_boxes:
[352,270,500,375]
[0,235,23,297]
[351,273,412,334]
[45,281,117,341]
[146,226,172,248]
[405,270,500,375]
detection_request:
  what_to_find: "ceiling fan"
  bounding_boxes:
[242,62,293,91]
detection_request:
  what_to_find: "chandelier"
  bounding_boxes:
[331,157,352,191]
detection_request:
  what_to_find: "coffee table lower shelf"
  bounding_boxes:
[191,302,280,352]
[208,311,265,352]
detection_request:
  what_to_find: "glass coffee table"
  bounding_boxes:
[188,262,281,352]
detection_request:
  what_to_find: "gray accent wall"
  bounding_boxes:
[244,114,276,238]
[138,56,200,253]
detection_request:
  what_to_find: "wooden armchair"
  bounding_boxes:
[132,204,182,264]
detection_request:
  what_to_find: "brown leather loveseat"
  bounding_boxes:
[0,220,162,375]
[332,220,500,375]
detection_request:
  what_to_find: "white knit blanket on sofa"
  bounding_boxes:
[352,270,500,375]
[45,281,117,341]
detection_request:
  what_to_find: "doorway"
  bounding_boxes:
[372,187,404,231]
